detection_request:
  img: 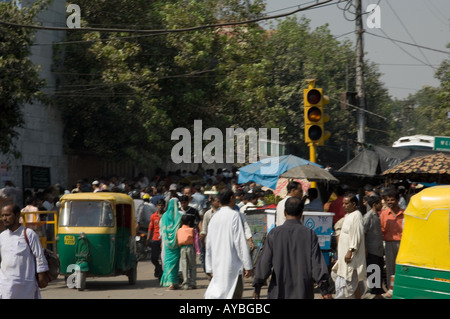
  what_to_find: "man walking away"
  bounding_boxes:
[204,189,253,299]
[363,195,384,296]
[253,197,331,299]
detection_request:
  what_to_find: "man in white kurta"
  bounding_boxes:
[205,190,253,299]
[332,194,366,299]
[0,204,49,299]
[275,181,303,226]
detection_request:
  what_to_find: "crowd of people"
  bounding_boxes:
[0,166,416,299]
[327,183,409,299]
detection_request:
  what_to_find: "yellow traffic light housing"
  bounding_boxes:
[303,79,331,146]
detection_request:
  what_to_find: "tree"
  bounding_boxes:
[54,1,394,169]
[55,0,268,165]
[432,55,450,136]
[391,54,450,139]
[54,0,172,165]
[0,1,47,156]
[248,16,393,167]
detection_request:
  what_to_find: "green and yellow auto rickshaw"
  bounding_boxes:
[57,192,137,290]
[393,185,450,299]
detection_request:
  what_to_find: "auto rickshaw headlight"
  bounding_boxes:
[79,232,86,238]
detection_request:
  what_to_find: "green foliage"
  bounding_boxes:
[3,0,447,169]
[390,55,450,140]
[0,1,48,156]
[263,192,282,205]
[54,0,172,165]
[54,1,410,168]
[55,0,269,165]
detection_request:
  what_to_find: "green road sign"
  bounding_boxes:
[434,136,450,152]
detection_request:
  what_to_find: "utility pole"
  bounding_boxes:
[355,0,366,144]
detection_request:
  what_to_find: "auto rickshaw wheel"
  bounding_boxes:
[78,272,87,291]
[128,266,137,285]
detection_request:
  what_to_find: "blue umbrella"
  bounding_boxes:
[237,155,322,189]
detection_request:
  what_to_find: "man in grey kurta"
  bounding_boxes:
[363,195,384,295]
[253,197,331,299]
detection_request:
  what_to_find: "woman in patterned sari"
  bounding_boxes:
[159,197,182,289]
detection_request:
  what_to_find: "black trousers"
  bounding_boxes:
[151,240,163,279]
[366,253,385,294]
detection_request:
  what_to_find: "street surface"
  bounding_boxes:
[41,256,269,299]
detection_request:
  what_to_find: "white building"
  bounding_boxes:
[0,0,68,202]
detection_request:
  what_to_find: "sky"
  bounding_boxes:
[263,0,450,100]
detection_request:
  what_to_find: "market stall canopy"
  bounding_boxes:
[338,145,444,177]
[280,164,339,183]
[237,155,321,189]
[381,152,450,184]
[274,178,310,198]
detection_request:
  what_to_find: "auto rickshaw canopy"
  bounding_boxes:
[396,185,450,271]
[60,192,135,206]
[58,192,136,235]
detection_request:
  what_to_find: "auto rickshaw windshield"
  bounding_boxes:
[59,200,114,227]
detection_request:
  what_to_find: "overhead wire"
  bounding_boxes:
[384,1,434,69]
[25,0,448,101]
[365,31,450,55]
[328,96,387,120]
[376,63,440,67]
[425,1,448,27]
[336,0,448,100]
[0,0,333,34]
[334,0,448,57]
[51,58,264,96]
[337,0,357,22]
[29,1,337,98]
[30,1,337,46]
[34,1,340,98]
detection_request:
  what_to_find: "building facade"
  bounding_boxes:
[0,0,68,202]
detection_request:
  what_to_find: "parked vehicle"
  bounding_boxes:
[57,192,137,290]
[392,185,450,298]
[135,231,151,261]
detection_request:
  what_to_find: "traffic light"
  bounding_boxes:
[303,79,331,146]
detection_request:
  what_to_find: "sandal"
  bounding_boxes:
[167,284,180,290]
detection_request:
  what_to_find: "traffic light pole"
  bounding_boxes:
[308,142,317,188]
[308,142,316,164]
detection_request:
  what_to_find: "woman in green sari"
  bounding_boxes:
[159,197,182,289]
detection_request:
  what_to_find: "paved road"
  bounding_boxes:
[41,256,268,299]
